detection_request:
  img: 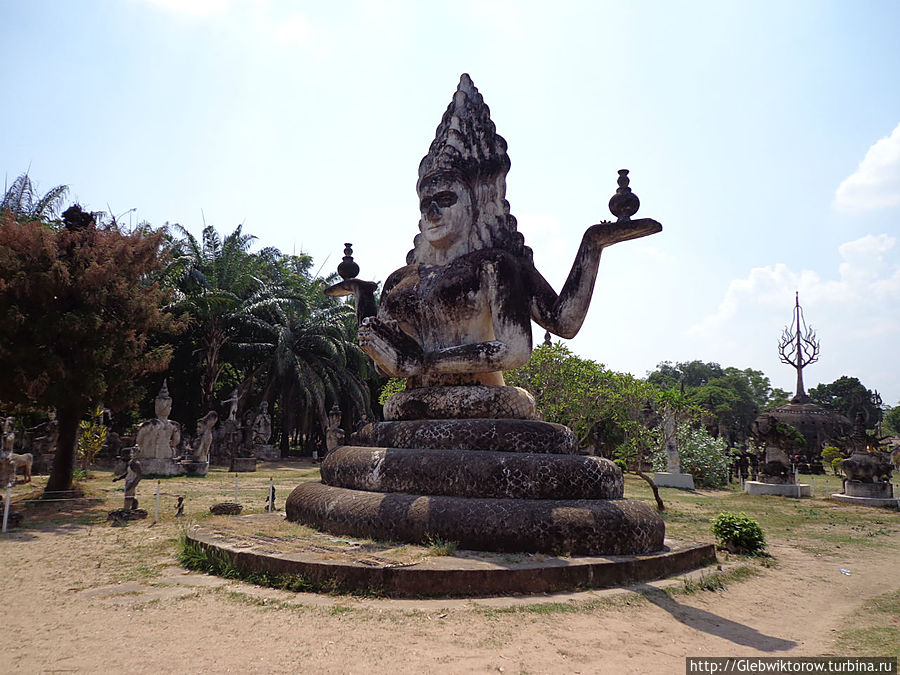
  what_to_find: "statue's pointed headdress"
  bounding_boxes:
[409,74,528,263]
[417,73,510,188]
[157,379,171,400]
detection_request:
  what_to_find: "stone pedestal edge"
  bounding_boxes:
[744,481,811,498]
[830,493,900,508]
[653,472,695,490]
[185,523,716,597]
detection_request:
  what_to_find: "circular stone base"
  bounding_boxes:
[285,482,664,556]
[323,446,624,499]
[185,515,715,597]
[831,493,900,508]
[354,419,578,454]
[384,385,537,421]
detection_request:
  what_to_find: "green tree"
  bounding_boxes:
[504,342,615,444]
[506,345,698,510]
[648,361,784,444]
[0,206,175,493]
[884,405,900,435]
[808,376,882,429]
[235,291,372,454]
[165,223,289,412]
[2,173,68,222]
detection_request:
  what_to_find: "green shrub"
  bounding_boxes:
[710,512,766,555]
[613,458,627,472]
[821,446,843,475]
[832,457,844,476]
[652,427,731,487]
[378,378,406,405]
[77,404,107,469]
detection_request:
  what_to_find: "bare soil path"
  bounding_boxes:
[2,469,897,674]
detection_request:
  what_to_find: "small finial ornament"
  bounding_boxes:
[543,331,552,347]
[337,242,360,280]
[608,169,641,221]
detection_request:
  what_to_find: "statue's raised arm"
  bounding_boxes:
[327,74,660,388]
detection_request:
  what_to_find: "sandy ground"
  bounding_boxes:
[1,494,898,675]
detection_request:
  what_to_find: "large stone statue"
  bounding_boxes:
[286,74,666,556]
[134,380,182,475]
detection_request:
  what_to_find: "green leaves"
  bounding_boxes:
[710,512,766,555]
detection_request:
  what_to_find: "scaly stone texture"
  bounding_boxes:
[286,482,664,555]
[384,385,537,421]
[321,446,623,500]
[353,419,578,454]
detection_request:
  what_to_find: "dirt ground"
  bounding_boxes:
[1,474,898,674]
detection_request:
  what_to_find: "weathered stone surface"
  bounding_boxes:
[300,75,667,559]
[653,472,695,490]
[744,480,811,498]
[843,480,894,499]
[322,446,623,500]
[384,385,537,421]
[210,502,243,515]
[354,419,578,454]
[229,457,256,472]
[285,482,665,556]
[135,381,181,461]
[188,518,717,597]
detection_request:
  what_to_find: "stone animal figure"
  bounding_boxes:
[841,453,893,483]
[7,452,33,483]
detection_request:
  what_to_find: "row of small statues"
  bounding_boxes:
[0,381,275,481]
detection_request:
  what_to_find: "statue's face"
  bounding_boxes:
[418,176,473,250]
[155,397,172,419]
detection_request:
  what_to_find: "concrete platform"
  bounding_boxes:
[185,514,716,597]
[654,472,695,490]
[831,493,900,508]
[744,481,811,498]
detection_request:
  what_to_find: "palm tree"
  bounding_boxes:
[234,278,372,454]
[1,173,68,221]
[165,223,291,411]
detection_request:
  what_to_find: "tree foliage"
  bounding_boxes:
[652,427,731,488]
[2,173,69,222]
[808,376,882,429]
[884,405,900,436]
[647,360,788,443]
[0,207,175,492]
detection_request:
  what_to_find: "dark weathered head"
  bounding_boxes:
[408,74,529,265]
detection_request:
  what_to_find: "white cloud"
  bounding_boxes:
[834,121,900,211]
[138,0,229,16]
[684,233,900,402]
[274,13,312,44]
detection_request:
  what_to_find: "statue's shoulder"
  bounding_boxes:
[384,263,418,286]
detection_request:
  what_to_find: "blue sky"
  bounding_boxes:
[3,0,899,405]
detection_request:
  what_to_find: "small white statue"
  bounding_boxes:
[135,380,181,460]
